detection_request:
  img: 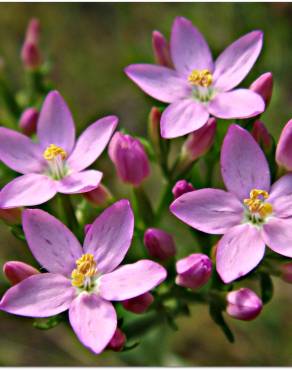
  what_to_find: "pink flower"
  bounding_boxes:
[251,120,273,153]
[250,72,273,107]
[19,107,39,136]
[276,119,292,171]
[21,18,42,70]
[125,16,264,139]
[83,183,113,207]
[0,91,118,208]
[171,124,292,283]
[152,31,172,68]
[3,261,39,285]
[144,228,176,260]
[122,292,154,314]
[172,180,195,199]
[0,200,167,354]
[107,328,126,351]
[226,288,263,321]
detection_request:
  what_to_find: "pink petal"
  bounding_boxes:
[0,273,75,317]
[170,16,213,77]
[276,119,292,171]
[209,89,265,119]
[263,218,292,258]
[170,188,243,234]
[221,124,270,200]
[125,64,190,103]
[0,174,57,209]
[69,293,117,354]
[83,200,134,273]
[22,209,83,277]
[213,31,263,91]
[99,260,167,301]
[37,91,75,154]
[216,224,265,283]
[0,127,44,174]
[268,174,292,218]
[160,99,209,139]
[57,170,102,194]
[67,116,118,172]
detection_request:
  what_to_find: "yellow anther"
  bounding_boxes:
[188,69,213,87]
[71,253,97,288]
[43,144,67,161]
[244,189,273,219]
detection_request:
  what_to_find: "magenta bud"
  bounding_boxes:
[226,288,263,321]
[148,107,161,148]
[83,184,113,207]
[172,180,195,199]
[21,42,42,70]
[25,18,41,44]
[122,292,154,314]
[144,228,176,261]
[84,223,92,235]
[3,261,39,285]
[175,253,212,290]
[152,30,172,68]
[107,328,126,352]
[0,208,22,225]
[109,132,150,187]
[19,107,39,136]
[280,262,292,283]
[250,72,273,107]
[276,119,292,171]
[251,120,273,153]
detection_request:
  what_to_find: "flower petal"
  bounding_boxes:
[213,30,263,91]
[263,218,292,258]
[22,209,83,276]
[216,224,265,283]
[99,260,167,301]
[0,273,75,317]
[209,89,265,119]
[69,293,117,355]
[83,200,134,273]
[0,127,44,174]
[67,116,118,172]
[221,124,270,200]
[0,174,57,209]
[170,188,243,234]
[170,16,213,77]
[57,170,102,194]
[275,119,292,171]
[268,174,292,218]
[160,99,209,139]
[125,64,190,103]
[37,91,75,154]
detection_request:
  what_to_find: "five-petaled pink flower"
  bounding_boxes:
[171,124,292,283]
[0,200,167,354]
[0,90,118,208]
[125,16,265,139]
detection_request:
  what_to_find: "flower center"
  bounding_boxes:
[43,144,68,180]
[243,189,273,224]
[188,69,213,88]
[71,253,97,289]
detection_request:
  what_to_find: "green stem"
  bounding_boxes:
[59,195,81,237]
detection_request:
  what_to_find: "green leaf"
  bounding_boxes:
[259,272,274,304]
[209,303,235,343]
[33,314,65,330]
[10,225,26,241]
[122,342,140,352]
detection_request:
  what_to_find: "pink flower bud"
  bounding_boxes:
[148,107,161,149]
[84,224,92,235]
[251,120,273,153]
[3,261,39,285]
[226,288,263,321]
[172,180,194,199]
[152,31,172,68]
[182,118,216,162]
[83,184,113,207]
[0,208,22,225]
[107,328,126,352]
[21,42,42,70]
[280,262,292,283]
[109,132,150,187]
[122,292,154,314]
[19,107,39,136]
[276,119,292,171]
[25,18,41,44]
[250,72,273,107]
[144,228,176,260]
[175,253,212,290]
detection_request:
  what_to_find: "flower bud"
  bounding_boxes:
[280,262,292,283]
[21,18,42,70]
[19,107,39,136]
[144,228,176,260]
[172,180,194,199]
[251,120,273,153]
[0,208,22,225]
[83,184,113,207]
[109,132,150,187]
[3,261,39,285]
[226,288,263,321]
[175,253,212,290]
[107,328,126,352]
[84,223,92,235]
[152,31,172,68]
[25,18,41,44]
[250,72,273,107]
[276,119,292,171]
[148,107,161,150]
[122,292,154,314]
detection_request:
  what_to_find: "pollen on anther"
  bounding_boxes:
[43,144,67,161]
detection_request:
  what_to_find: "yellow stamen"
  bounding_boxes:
[188,69,213,87]
[244,189,273,218]
[43,144,67,161]
[71,253,97,288]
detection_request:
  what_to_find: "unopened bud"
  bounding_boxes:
[250,72,273,107]
[172,180,194,199]
[226,288,263,321]
[19,107,39,136]
[83,184,113,207]
[3,261,39,285]
[122,292,154,314]
[276,119,292,171]
[25,18,41,44]
[251,120,273,153]
[21,18,42,70]
[280,262,292,283]
[107,328,126,352]
[148,107,161,151]
[152,31,172,68]
[144,228,176,260]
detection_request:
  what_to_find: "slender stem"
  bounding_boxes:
[59,195,81,237]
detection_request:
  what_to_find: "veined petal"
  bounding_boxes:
[221,124,270,200]
[0,174,57,209]
[213,30,263,91]
[57,170,102,194]
[22,209,83,277]
[99,260,167,301]
[83,200,134,273]
[0,273,75,317]
[216,224,265,283]
[263,218,292,258]
[160,99,209,139]
[67,116,118,172]
[69,293,117,355]
[170,188,243,234]
[125,64,190,103]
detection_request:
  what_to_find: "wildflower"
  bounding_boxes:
[226,288,263,321]
[19,107,39,136]
[122,292,154,314]
[21,18,42,70]
[172,180,195,199]
[3,261,39,285]
[107,328,126,351]
[276,119,292,171]
[144,228,176,260]
[152,31,172,68]
[83,183,113,207]
[250,72,273,107]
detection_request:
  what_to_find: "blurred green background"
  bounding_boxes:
[1,2,292,366]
